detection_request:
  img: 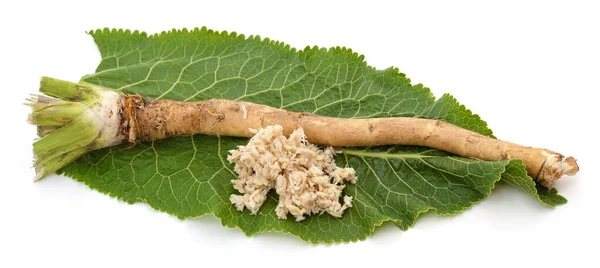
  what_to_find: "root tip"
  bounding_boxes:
[538,155,579,188]
[563,156,579,176]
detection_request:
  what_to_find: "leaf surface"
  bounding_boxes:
[61,28,564,243]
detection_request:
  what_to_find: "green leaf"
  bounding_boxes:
[59,28,564,243]
[501,160,567,206]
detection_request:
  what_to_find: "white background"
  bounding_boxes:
[1,0,598,267]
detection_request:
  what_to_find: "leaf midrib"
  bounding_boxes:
[342,148,437,159]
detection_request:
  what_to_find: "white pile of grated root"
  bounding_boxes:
[227,125,357,221]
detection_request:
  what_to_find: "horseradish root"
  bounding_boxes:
[29,77,578,188]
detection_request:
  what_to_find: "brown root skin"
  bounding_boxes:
[122,96,579,187]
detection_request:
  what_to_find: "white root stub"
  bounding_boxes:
[538,153,579,187]
[227,125,357,221]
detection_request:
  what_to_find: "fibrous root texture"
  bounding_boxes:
[227,125,357,221]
